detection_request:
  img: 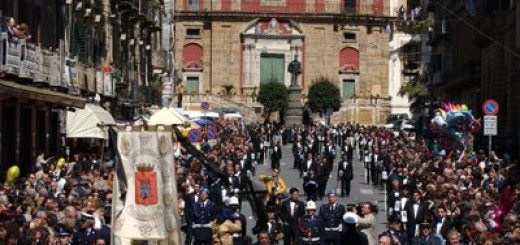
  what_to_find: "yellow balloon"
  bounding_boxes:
[6,165,20,183]
[56,158,66,169]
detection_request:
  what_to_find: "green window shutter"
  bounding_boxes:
[72,23,89,63]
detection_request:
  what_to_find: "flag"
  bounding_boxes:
[109,127,127,202]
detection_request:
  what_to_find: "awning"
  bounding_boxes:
[183,110,219,118]
[66,104,116,139]
[0,80,86,108]
[149,107,190,126]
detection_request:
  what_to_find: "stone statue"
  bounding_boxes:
[288,55,301,87]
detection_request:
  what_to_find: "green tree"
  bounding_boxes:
[257,82,289,120]
[308,77,341,112]
[398,77,429,113]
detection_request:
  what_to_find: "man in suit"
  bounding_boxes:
[404,191,430,240]
[433,206,454,242]
[337,154,353,198]
[292,136,305,173]
[387,180,403,218]
[410,222,442,245]
[279,188,305,245]
[341,140,354,162]
[271,141,283,170]
[324,139,336,172]
[363,148,373,184]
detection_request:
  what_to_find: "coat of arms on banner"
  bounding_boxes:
[135,163,158,205]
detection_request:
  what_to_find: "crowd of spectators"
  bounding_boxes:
[0,119,519,245]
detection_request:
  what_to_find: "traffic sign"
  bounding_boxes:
[188,129,202,142]
[207,126,217,139]
[201,101,209,111]
[483,115,497,136]
[482,99,499,115]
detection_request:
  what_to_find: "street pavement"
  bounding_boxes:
[242,144,388,241]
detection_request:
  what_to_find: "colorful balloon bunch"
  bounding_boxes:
[430,102,481,151]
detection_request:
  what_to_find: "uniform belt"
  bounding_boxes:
[324,226,342,232]
[192,222,213,228]
[302,237,320,241]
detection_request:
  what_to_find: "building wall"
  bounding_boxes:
[175,20,389,97]
[175,0,394,124]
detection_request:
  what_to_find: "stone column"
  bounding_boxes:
[44,108,50,155]
[31,106,37,164]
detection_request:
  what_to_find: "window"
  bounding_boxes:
[343,32,356,42]
[344,0,356,15]
[186,28,201,38]
[188,0,199,11]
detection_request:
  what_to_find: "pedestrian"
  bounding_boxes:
[340,212,368,245]
[298,201,322,245]
[279,188,305,245]
[337,154,353,198]
[318,191,345,245]
[189,188,216,245]
[258,168,287,206]
[356,202,378,245]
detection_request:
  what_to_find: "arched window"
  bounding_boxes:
[339,47,359,71]
[182,43,203,68]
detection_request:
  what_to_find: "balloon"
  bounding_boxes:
[56,158,66,169]
[6,165,20,183]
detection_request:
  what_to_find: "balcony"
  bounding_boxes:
[0,32,115,98]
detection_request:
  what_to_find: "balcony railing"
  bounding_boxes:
[176,3,386,17]
[0,32,116,97]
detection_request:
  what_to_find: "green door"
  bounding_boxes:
[342,79,355,99]
[186,77,199,95]
[260,54,285,84]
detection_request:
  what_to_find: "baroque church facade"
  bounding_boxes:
[175,0,403,124]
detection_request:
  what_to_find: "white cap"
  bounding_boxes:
[343,212,359,224]
[306,201,316,210]
[229,196,239,206]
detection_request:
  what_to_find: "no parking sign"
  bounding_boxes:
[188,129,202,143]
[207,126,217,139]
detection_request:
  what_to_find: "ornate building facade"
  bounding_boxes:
[174,0,398,124]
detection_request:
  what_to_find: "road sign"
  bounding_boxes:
[188,129,202,143]
[206,126,217,139]
[482,99,499,115]
[201,101,209,111]
[483,115,497,136]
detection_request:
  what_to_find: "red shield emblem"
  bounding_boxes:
[135,168,158,205]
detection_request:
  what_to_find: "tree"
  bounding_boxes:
[307,77,341,113]
[257,82,289,120]
[398,77,429,113]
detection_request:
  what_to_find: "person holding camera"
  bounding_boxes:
[259,169,287,207]
[356,202,377,245]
